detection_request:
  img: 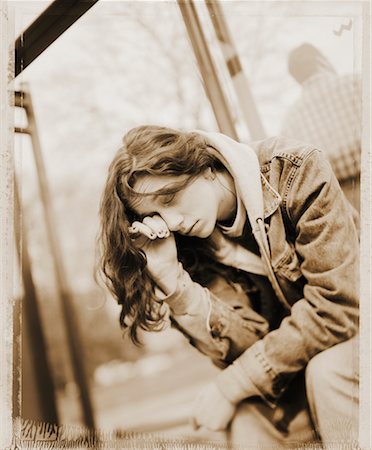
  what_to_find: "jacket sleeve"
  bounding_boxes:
[224,149,359,406]
[162,264,269,368]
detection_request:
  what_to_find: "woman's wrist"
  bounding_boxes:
[154,263,182,295]
[156,271,178,295]
[157,264,203,316]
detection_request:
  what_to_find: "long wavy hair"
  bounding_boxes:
[97,125,240,344]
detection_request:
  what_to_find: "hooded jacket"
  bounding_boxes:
[163,133,359,407]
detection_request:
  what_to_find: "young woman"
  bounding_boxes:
[98,125,359,447]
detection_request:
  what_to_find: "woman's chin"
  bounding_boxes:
[196,224,215,239]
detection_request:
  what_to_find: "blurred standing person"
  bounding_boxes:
[280,43,362,211]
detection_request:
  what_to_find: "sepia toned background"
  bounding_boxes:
[3,0,368,446]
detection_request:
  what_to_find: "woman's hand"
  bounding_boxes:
[129,215,179,294]
[191,381,237,431]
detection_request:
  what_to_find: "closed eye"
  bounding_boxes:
[160,193,176,205]
[135,211,157,221]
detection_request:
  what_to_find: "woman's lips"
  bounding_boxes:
[184,221,198,235]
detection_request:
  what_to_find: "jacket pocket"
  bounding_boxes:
[208,291,269,364]
[273,241,303,283]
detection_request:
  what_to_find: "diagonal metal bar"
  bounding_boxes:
[177,0,238,139]
[15,0,99,77]
[205,0,266,140]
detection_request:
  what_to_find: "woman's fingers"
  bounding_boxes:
[142,215,170,238]
[128,216,170,242]
[191,382,236,431]
[129,221,157,240]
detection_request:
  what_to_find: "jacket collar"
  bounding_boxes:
[260,173,282,219]
[196,130,264,229]
[196,130,281,221]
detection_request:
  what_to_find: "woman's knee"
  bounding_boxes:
[305,339,358,422]
[305,337,359,400]
[304,338,359,442]
[305,346,342,438]
[305,347,333,400]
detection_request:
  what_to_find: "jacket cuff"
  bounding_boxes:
[230,339,292,408]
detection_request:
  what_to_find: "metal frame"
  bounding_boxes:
[15,85,96,429]
[15,0,99,77]
[13,180,59,424]
[205,1,266,139]
[178,0,238,139]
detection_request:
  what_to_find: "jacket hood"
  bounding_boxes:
[196,130,264,236]
[195,131,290,309]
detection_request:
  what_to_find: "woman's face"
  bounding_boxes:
[131,170,234,238]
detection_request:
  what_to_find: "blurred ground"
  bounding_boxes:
[57,345,222,440]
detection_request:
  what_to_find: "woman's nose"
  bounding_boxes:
[162,212,184,232]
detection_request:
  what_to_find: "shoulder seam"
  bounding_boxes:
[272,146,319,167]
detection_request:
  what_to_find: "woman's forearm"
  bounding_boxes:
[153,263,180,295]
[161,264,268,366]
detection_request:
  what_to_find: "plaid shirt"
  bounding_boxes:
[280,72,361,181]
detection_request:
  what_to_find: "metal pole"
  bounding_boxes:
[13,179,59,424]
[177,0,238,139]
[15,0,99,77]
[206,0,266,140]
[15,86,96,429]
